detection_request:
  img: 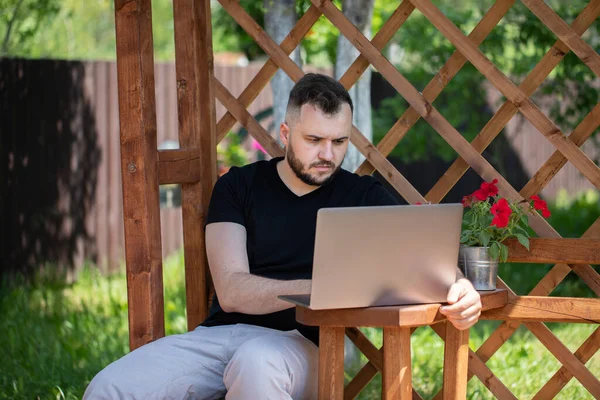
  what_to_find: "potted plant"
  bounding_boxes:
[459,179,551,290]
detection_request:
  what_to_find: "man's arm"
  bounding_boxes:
[206,222,311,315]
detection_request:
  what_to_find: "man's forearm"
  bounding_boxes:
[220,272,311,314]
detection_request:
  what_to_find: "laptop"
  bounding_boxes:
[279,203,463,310]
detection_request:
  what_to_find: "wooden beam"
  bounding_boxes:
[114,0,164,350]
[173,0,217,330]
[505,238,600,264]
[430,323,517,400]
[442,323,469,400]
[319,327,345,400]
[483,296,600,323]
[157,149,201,185]
[297,290,508,327]
[382,327,412,399]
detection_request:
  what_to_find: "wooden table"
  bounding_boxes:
[295,289,508,399]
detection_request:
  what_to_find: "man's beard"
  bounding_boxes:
[286,141,342,187]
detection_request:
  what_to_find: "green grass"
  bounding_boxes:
[1,250,598,399]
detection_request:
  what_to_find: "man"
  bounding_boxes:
[84,73,481,399]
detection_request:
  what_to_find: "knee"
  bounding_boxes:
[223,333,318,398]
[226,336,287,378]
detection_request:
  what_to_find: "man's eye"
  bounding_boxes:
[334,139,346,145]
[309,138,320,142]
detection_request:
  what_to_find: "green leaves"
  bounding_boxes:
[479,230,492,247]
[515,233,530,251]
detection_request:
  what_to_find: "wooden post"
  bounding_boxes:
[319,327,345,400]
[383,327,412,400]
[173,0,218,330]
[114,0,164,350]
[443,322,470,399]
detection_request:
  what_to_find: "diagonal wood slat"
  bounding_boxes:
[521,0,600,77]
[338,0,416,90]
[525,322,600,397]
[533,327,600,399]
[216,5,322,142]
[356,0,515,176]
[214,78,284,158]
[409,0,600,191]
[426,0,600,202]
[219,0,426,203]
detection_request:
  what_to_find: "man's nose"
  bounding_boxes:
[319,142,334,161]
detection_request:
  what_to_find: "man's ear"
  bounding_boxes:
[280,122,291,147]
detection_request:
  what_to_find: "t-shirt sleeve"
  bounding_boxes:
[366,181,399,206]
[205,168,246,226]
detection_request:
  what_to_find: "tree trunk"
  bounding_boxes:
[335,0,375,173]
[264,0,302,145]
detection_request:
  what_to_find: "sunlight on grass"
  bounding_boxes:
[1,251,598,399]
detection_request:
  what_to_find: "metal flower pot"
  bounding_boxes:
[458,246,498,291]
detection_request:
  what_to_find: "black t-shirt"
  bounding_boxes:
[201,157,398,344]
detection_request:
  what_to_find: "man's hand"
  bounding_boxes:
[439,278,482,330]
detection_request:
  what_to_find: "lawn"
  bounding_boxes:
[1,250,598,399]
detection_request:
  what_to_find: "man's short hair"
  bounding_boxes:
[286,74,353,120]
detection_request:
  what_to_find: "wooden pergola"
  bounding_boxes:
[113,0,600,398]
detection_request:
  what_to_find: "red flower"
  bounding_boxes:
[530,195,551,219]
[490,198,512,228]
[415,202,422,205]
[472,179,499,201]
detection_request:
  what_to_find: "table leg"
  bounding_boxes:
[443,322,470,399]
[319,326,345,400]
[383,327,412,399]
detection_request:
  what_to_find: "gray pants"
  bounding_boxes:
[84,324,319,399]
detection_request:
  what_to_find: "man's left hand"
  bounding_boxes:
[439,278,482,330]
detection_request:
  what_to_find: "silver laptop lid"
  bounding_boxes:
[310,204,463,310]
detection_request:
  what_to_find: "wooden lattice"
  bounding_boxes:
[113,0,600,398]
